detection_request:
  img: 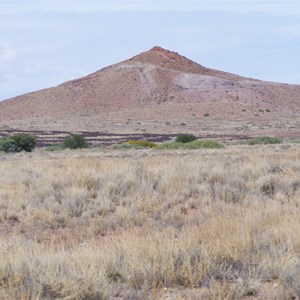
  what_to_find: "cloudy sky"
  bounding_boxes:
[1,1,300,100]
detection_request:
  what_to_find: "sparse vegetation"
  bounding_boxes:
[156,140,224,150]
[0,134,36,152]
[175,133,197,143]
[124,139,157,148]
[248,136,282,145]
[1,144,300,298]
[63,134,88,149]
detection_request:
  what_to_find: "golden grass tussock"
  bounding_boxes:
[0,144,300,299]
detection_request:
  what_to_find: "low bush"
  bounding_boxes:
[64,134,88,149]
[0,137,19,153]
[175,134,197,143]
[248,136,282,145]
[0,134,36,153]
[10,134,36,152]
[124,140,156,148]
[156,140,224,150]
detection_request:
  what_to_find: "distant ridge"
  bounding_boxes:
[0,46,299,139]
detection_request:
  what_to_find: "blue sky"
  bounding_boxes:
[1,1,300,100]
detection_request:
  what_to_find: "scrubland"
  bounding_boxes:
[1,144,300,299]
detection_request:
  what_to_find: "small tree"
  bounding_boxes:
[10,134,36,152]
[175,133,197,143]
[64,134,88,149]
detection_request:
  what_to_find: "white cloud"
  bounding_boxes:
[0,44,17,66]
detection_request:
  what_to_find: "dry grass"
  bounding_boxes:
[0,144,300,299]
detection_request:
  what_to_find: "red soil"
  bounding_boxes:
[0,46,299,138]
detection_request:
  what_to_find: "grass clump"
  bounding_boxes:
[175,133,197,143]
[156,140,224,150]
[64,134,88,149]
[1,145,300,298]
[248,136,282,145]
[124,140,157,148]
[184,140,224,149]
[0,134,36,153]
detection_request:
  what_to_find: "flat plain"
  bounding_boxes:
[1,143,300,299]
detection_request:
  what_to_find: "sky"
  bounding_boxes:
[0,0,300,100]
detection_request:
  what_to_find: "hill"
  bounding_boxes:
[0,46,299,142]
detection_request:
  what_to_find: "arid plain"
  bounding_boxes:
[1,144,300,299]
[0,47,300,299]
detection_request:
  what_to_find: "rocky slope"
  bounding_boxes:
[0,46,299,138]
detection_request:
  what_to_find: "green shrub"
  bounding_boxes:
[0,134,36,153]
[0,137,19,153]
[64,134,88,149]
[10,134,36,152]
[155,140,224,150]
[248,136,282,145]
[124,140,156,148]
[175,134,197,143]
